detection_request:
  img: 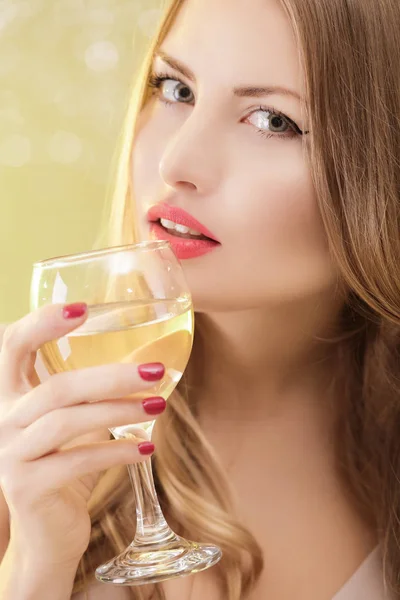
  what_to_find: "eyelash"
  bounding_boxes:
[148,72,304,141]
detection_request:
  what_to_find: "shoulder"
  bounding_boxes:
[333,546,393,600]
[0,325,6,347]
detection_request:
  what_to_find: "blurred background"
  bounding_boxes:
[0,0,162,324]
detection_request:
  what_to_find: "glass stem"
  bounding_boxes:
[110,422,176,547]
[127,458,176,546]
[121,419,175,546]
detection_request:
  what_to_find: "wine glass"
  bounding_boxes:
[30,240,222,586]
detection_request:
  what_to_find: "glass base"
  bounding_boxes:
[95,533,222,586]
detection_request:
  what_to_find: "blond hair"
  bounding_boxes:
[74,0,400,597]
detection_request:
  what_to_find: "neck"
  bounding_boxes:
[181,295,378,593]
[189,292,347,420]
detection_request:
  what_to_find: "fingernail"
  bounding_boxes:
[138,363,165,382]
[142,397,166,416]
[62,303,87,320]
[138,442,155,456]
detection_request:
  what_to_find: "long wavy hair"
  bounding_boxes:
[73,0,400,597]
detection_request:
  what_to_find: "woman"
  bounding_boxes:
[0,0,399,598]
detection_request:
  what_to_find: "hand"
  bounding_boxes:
[0,303,166,569]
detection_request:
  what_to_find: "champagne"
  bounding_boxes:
[39,296,194,439]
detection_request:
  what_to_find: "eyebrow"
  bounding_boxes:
[155,50,303,103]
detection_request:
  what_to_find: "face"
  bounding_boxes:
[132,0,340,312]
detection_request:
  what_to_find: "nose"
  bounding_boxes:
[159,111,222,196]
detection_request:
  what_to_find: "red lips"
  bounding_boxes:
[147,204,219,242]
[147,204,220,260]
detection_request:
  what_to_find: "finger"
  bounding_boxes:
[16,398,164,460]
[9,362,164,428]
[29,439,155,491]
[0,303,88,393]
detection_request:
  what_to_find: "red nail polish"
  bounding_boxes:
[62,303,87,320]
[142,397,166,416]
[138,442,155,456]
[138,363,165,382]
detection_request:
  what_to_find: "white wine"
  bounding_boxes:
[40,297,194,439]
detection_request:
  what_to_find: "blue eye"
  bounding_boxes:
[248,109,290,134]
[149,75,194,105]
[243,106,306,140]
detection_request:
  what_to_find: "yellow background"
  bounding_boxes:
[0,0,162,324]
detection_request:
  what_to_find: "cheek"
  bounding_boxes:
[208,145,337,303]
[228,145,328,257]
[131,105,166,213]
[131,111,159,201]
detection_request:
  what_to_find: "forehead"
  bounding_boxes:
[160,0,303,95]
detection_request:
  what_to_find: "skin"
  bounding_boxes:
[81,0,378,597]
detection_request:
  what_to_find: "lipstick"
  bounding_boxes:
[147,204,220,260]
